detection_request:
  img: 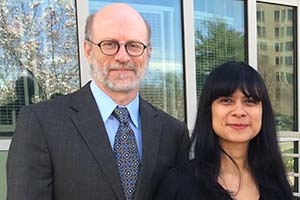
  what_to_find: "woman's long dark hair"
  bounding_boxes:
[191,61,292,199]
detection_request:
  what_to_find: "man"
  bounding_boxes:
[6,3,190,200]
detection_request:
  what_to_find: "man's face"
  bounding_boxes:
[85,6,151,94]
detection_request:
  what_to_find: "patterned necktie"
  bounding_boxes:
[113,106,140,200]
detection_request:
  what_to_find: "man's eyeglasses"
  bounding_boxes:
[86,39,150,57]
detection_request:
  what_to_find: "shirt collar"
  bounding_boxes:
[90,80,140,127]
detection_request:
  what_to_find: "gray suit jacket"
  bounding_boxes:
[6,82,191,200]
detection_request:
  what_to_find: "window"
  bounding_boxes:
[285,41,293,51]
[274,10,280,22]
[286,73,293,84]
[280,42,284,52]
[257,10,265,22]
[194,0,245,97]
[257,5,297,194]
[280,56,284,64]
[281,27,285,37]
[275,43,280,52]
[281,9,286,22]
[288,9,293,21]
[274,27,280,37]
[276,72,280,82]
[285,56,293,65]
[275,56,280,65]
[287,27,293,37]
[257,26,266,38]
[0,1,79,136]
[257,3,296,132]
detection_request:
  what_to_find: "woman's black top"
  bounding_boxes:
[155,159,291,200]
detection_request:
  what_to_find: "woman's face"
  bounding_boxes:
[211,89,262,147]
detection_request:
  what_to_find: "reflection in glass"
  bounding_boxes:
[89,0,185,121]
[194,0,246,97]
[0,70,35,136]
[256,3,296,131]
[279,139,298,195]
[0,1,80,136]
[257,3,297,196]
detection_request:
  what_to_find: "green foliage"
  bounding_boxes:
[275,114,295,131]
[282,148,294,172]
[195,20,245,96]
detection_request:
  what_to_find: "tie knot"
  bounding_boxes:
[113,107,130,124]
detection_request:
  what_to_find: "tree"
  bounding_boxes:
[0,0,79,104]
[195,19,245,96]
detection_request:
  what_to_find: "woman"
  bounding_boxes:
[155,61,293,199]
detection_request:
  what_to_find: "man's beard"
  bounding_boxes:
[90,60,147,93]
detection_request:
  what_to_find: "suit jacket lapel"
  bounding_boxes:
[135,98,161,199]
[68,83,124,199]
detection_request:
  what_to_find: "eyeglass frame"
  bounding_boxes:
[86,39,151,57]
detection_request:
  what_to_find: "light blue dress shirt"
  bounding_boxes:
[90,81,142,159]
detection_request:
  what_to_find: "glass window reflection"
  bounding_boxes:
[0,1,79,136]
[256,3,296,131]
[194,0,246,97]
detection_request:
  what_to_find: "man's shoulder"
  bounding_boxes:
[28,92,71,110]
[28,83,91,110]
[22,85,89,115]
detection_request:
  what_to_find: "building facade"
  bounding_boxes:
[0,0,299,198]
